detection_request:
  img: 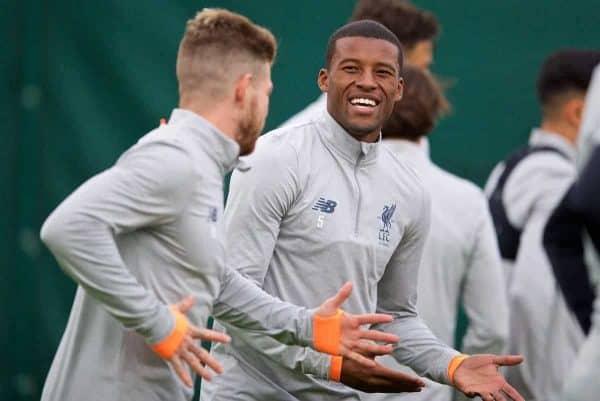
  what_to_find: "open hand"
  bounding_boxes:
[165,296,231,387]
[453,354,525,401]
[314,282,399,368]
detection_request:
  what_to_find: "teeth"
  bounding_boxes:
[350,97,377,107]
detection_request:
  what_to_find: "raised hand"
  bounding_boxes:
[313,282,399,367]
[155,296,231,387]
[340,356,425,393]
[452,354,525,401]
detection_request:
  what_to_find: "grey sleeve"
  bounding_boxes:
[221,140,332,379]
[461,201,509,356]
[374,185,460,384]
[39,142,193,344]
[212,267,315,348]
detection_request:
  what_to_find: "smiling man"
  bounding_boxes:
[280,0,439,128]
[201,20,524,401]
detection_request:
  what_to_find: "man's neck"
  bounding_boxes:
[386,136,420,144]
[349,131,381,143]
[540,119,577,145]
[179,100,239,144]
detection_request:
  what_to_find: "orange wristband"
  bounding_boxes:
[150,307,188,359]
[447,354,469,384]
[329,356,343,382]
[313,309,343,355]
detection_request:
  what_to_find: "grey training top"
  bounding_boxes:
[40,109,316,401]
[201,111,459,401]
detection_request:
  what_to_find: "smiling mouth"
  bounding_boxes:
[348,97,380,108]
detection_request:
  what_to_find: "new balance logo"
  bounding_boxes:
[312,197,338,214]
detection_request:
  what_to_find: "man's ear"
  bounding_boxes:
[394,77,404,102]
[564,96,585,129]
[234,73,253,104]
[317,68,329,93]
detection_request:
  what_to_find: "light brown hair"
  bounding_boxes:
[382,66,449,140]
[176,8,277,100]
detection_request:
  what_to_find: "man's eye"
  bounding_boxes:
[377,70,393,76]
[343,66,359,73]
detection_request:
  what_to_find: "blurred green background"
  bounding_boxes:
[2,1,598,400]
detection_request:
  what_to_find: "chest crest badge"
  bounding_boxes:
[378,204,396,244]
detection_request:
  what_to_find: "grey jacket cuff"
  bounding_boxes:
[143,304,176,345]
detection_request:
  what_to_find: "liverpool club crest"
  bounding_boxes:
[378,204,396,244]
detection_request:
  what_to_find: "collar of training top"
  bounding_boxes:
[168,108,241,174]
[529,128,577,162]
[316,110,380,165]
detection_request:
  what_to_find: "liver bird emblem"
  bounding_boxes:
[381,204,396,232]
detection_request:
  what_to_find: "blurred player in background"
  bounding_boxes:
[485,50,600,400]
[544,63,600,401]
[280,0,439,128]
[362,65,509,401]
[202,20,524,401]
[39,9,400,401]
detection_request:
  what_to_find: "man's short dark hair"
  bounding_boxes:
[325,20,403,70]
[382,66,449,140]
[351,0,439,50]
[537,49,600,110]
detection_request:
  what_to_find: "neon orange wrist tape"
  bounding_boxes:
[151,307,188,359]
[447,354,469,384]
[313,309,343,355]
[329,356,343,381]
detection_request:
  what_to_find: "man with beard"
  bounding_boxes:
[39,9,400,401]
[202,20,524,401]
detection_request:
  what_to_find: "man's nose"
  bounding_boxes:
[355,70,377,90]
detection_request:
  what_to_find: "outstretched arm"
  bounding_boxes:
[374,183,524,400]
[213,271,398,366]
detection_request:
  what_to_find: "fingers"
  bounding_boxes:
[188,342,223,375]
[345,351,377,368]
[328,281,353,309]
[181,348,213,382]
[493,355,524,367]
[374,365,426,388]
[170,355,193,387]
[502,382,525,401]
[174,295,196,314]
[189,325,231,343]
[376,374,425,391]
[355,313,394,325]
[350,341,393,357]
[493,391,508,401]
[172,335,226,385]
[367,376,424,393]
[357,328,399,344]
